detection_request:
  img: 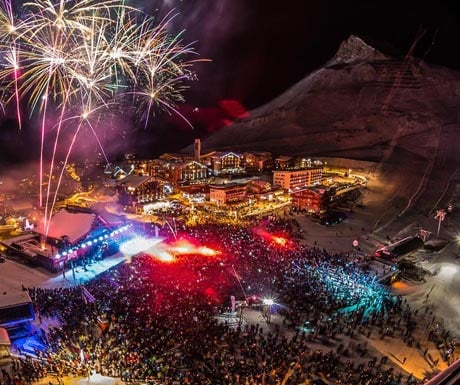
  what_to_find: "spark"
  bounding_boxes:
[0,0,201,238]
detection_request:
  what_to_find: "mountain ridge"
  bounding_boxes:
[184,35,460,224]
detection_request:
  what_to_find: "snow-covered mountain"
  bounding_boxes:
[187,35,460,217]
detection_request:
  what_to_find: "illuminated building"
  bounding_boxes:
[297,157,324,168]
[274,156,296,170]
[273,167,323,190]
[167,161,209,186]
[242,151,273,172]
[247,179,272,194]
[116,175,164,209]
[291,186,330,214]
[0,289,34,339]
[210,152,243,175]
[1,207,129,273]
[274,156,324,171]
[159,152,192,162]
[143,159,167,178]
[209,183,247,206]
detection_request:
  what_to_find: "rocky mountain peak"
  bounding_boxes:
[329,34,388,65]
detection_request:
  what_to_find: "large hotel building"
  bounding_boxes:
[272,168,323,191]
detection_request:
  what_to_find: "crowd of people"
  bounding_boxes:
[4,218,457,385]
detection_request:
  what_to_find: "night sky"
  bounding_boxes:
[1,0,460,163]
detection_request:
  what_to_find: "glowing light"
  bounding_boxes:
[392,281,410,290]
[174,246,192,254]
[119,236,160,255]
[204,287,217,297]
[168,239,219,258]
[198,246,218,256]
[0,0,200,239]
[273,236,287,246]
[155,250,175,263]
[263,298,274,306]
[253,228,290,248]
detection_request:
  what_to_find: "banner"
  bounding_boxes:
[97,316,109,331]
[81,287,95,304]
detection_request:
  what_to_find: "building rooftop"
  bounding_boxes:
[211,151,241,158]
[91,203,126,227]
[34,209,96,244]
[116,175,151,189]
[0,289,32,308]
[209,183,247,190]
[275,156,293,161]
[4,199,34,212]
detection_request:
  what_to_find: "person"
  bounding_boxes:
[18,220,430,385]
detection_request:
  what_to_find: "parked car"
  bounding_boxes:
[320,212,346,226]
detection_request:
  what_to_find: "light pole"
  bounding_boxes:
[70,258,76,282]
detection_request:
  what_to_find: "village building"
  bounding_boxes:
[209,152,243,175]
[274,156,296,170]
[291,186,331,214]
[209,183,247,206]
[116,175,164,210]
[272,167,323,191]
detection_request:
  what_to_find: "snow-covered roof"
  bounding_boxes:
[0,289,32,308]
[212,151,241,158]
[116,174,151,189]
[34,209,96,244]
[91,203,126,227]
[5,199,34,212]
[275,156,293,162]
[171,161,208,170]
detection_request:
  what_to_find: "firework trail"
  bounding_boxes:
[0,0,200,238]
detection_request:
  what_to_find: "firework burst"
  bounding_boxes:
[0,0,200,238]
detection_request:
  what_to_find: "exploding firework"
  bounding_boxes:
[0,0,200,237]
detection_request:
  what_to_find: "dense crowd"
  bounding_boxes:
[4,219,456,385]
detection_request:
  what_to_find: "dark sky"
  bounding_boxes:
[2,0,460,162]
[131,0,460,156]
[172,0,460,108]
